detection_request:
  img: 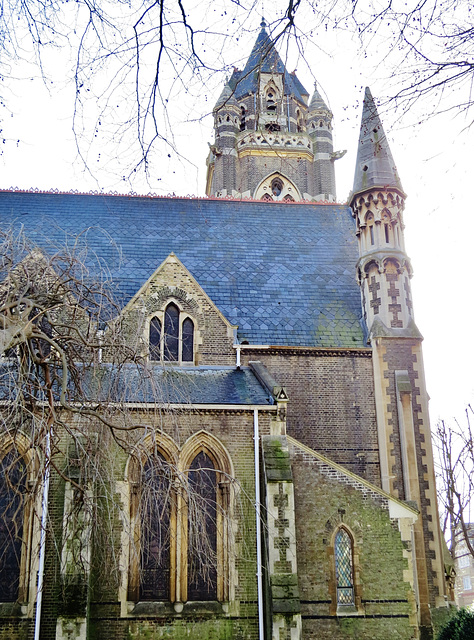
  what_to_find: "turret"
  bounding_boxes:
[350,89,449,631]
[307,84,336,199]
[206,82,240,196]
[350,87,415,337]
[205,20,341,201]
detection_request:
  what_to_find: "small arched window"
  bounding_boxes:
[182,318,194,362]
[240,106,246,132]
[271,178,283,197]
[383,213,392,244]
[0,447,27,602]
[296,109,305,133]
[334,528,354,606]
[187,452,217,601]
[366,214,375,246]
[149,317,161,362]
[266,87,278,112]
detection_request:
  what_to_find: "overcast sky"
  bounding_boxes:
[1,7,472,426]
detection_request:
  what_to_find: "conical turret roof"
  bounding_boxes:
[352,87,403,194]
[309,84,329,112]
[214,81,238,111]
[229,19,308,103]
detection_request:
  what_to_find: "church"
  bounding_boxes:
[0,20,453,640]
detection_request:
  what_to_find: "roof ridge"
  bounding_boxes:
[0,187,347,205]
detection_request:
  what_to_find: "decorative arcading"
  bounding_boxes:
[236,130,313,152]
[351,189,405,230]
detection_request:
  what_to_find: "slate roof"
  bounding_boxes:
[0,363,273,405]
[229,22,308,104]
[0,191,365,348]
[309,85,329,112]
[352,87,403,195]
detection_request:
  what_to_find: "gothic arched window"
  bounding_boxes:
[240,106,246,131]
[265,86,279,113]
[187,452,218,601]
[182,318,194,363]
[164,303,180,361]
[296,109,305,133]
[366,214,375,246]
[149,317,161,362]
[139,453,172,601]
[149,304,195,364]
[334,528,354,606]
[129,433,233,605]
[271,178,283,197]
[0,447,27,602]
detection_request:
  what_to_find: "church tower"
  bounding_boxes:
[350,88,448,637]
[206,20,341,201]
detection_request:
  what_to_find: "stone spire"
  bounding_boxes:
[350,87,415,340]
[308,84,329,112]
[213,81,238,111]
[352,87,403,196]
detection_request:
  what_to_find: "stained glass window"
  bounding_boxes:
[164,304,179,361]
[335,528,354,606]
[140,453,171,601]
[182,318,194,363]
[149,317,161,361]
[187,452,217,600]
[0,448,27,602]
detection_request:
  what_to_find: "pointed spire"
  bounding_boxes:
[214,81,238,111]
[309,83,329,112]
[352,87,403,195]
[230,21,308,103]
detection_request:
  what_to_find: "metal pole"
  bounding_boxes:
[34,426,51,640]
[254,409,265,640]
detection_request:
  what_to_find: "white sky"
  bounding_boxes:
[1,7,472,426]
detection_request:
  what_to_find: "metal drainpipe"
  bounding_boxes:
[287,95,290,131]
[234,344,241,369]
[34,426,51,640]
[254,409,265,640]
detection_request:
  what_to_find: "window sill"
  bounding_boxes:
[0,602,28,617]
[336,605,364,617]
[127,600,228,617]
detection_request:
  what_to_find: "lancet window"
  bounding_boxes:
[334,528,355,606]
[149,303,195,364]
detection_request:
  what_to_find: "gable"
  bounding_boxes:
[120,253,237,366]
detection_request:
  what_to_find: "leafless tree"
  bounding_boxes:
[3,0,472,185]
[434,405,474,562]
[0,226,241,608]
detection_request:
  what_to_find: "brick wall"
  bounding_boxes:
[242,349,381,485]
[290,446,417,640]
